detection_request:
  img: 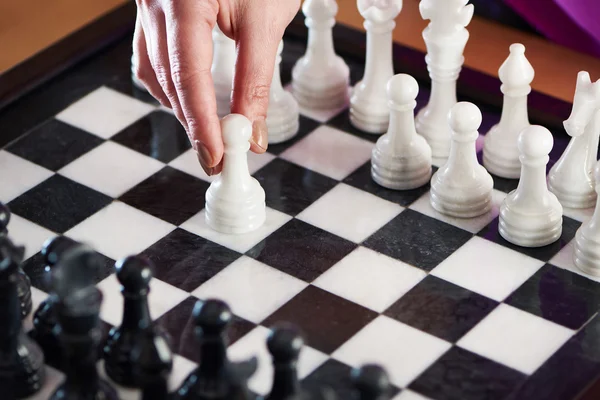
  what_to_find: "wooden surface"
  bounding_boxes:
[1,0,599,103]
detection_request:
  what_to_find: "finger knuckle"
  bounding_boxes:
[250,84,271,103]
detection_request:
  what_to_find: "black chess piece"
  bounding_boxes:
[30,235,81,367]
[351,364,391,400]
[49,244,118,400]
[174,299,258,400]
[133,327,173,400]
[0,236,45,398]
[104,255,173,387]
[0,202,32,319]
[265,323,304,400]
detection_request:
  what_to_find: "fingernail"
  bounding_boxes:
[195,141,214,176]
[251,119,268,151]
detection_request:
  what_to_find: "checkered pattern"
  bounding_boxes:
[3,34,600,400]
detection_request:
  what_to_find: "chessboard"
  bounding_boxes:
[2,7,600,400]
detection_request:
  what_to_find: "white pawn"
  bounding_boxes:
[499,126,563,247]
[483,43,534,179]
[430,102,493,218]
[205,114,266,234]
[350,0,403,134]
[292,0,350,110]
[212,25,236,119]
[371,74,432,190]
[574,160,600,276]
[267,41,300,144]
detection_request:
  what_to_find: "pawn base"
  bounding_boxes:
[498,203,563,247]
[548,179,597,209]
[573,228,600,276]
[482,125,522,179]
[267,94,300,144]
[371,138,432,190]
[50,380,119,400]
[293,83,348,111]
[2,333,46,398]
[349,85,388,134]
[415,107,452,160]
[430,188,492,218]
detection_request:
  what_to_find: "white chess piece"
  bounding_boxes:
[415,0,474,160]
[499,126,563,247]
[548,71,600,209]
[483,44,535,179]
[574,160,600,276]
[267,41,300,144]
[292,0,350,110]
[430,102,493,218]
[371,74,432,189]
[205,114,266,234]
[350,0,403,134]
[212,25,237,119]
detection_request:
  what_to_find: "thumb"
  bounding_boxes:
[230,25,281,153]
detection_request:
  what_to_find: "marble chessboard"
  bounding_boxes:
[2,12,600,400]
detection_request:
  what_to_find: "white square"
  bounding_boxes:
[192,256,308,323]
[181,207,291,253]
[313,247,426,312]
[549,239,600,283]
[332,316,451,388]
[65,201,175,260]
[56,86,155,139]
[169,148,276,182]
[7,214,54,260]
[0,150,53,203]
[431,236,544,302]
[228,326,328,395]
[457,304,574,374]
[297,183,402,243]
[59,141,164,197]
[280,125,373,180]
[409,189,507,234]
[96,273,188,326]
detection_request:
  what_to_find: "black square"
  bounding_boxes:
[247,219,356,282]
[141,228,241,292]
[262,285,377,354]
[119,166,210,225]
[266,115,321,156]
[385,276,498,342]
[409,346,526,400]
[363,209,473,272]
[477,216,581,262]
[344,161,435,207]
[506,264,600,330]
[8,175,112,233]
[111,111,191,163]
[252,159,338,216]
[327,108,379,143]
[6,119,104,171]
[156,296,255,363]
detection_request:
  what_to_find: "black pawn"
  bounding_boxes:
[30,235,80,367]
[0,236,45,398]
[49,245,118,400]
[133,327,173,400]
[0,202,32,319]
[175,299,257,400]
[104,255,173,387]
[266,323,304,400]
[351,365,391,400]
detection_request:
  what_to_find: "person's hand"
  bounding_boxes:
[132,0,300,175]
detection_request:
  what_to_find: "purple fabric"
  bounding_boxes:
[505,0,600,57]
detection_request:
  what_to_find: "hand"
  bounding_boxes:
[132,0,300,175]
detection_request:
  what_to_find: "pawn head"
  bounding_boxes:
[387,74,419,106]
[517,125,553,158]
[41,235,79,267]
[302,0,338,19]
[351,364,391,399]
[0,203,10,232]
[221,114,253,147]
[115,255,153,293]
[193,298,232,335]
[449,102,482,133]
[267,322,304,363]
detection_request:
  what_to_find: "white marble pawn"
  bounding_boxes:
[205,114,266,234]
[483,43,534,179]
[211,26,237,119]
[349,0,403,134]
[371,74,432,190]
[415,0,474,160]
[267,41,300,144]
[430,102,493,218]
[499,126,563,247]
[574,160,600,276]
[291,0,350,110]
[548,71,600,209]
